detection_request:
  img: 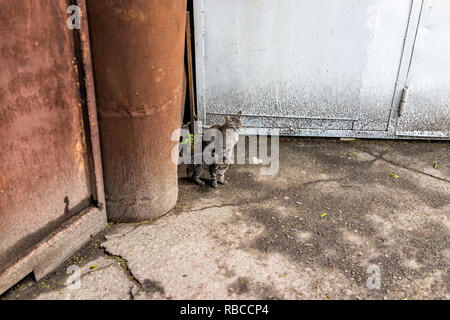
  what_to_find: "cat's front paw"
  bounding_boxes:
[211,180,218,188]
[193,177,206,186]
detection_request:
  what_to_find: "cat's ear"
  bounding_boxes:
[236,111,242,118]
[226,116,232,123]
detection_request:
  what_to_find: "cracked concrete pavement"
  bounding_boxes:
[1,138,449,300]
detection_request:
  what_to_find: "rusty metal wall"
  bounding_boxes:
[87,0,187,222]
[0,0,106,291]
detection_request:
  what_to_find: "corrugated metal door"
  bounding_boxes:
[396,0,450,138]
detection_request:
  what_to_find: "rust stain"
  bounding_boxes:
[113,7,149,23]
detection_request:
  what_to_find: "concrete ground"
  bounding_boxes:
[1,138,449,300]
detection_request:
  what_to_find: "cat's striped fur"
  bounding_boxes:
[187,111,243,188]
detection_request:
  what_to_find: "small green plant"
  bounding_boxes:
[181,134,195,146]
[181,134,195,153]
[106,254,127,269]
[39,279,50,289]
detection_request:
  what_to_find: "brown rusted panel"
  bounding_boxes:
[0,206,106,295]
[87,0,187,222]
[0,1,93,269]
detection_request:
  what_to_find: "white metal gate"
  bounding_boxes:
[194,0,449,139]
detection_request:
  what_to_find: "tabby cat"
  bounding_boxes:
[187,111,243,188]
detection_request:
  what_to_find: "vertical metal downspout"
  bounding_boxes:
[86,0,187,222]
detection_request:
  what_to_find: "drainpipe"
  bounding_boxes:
[86,0,187,222]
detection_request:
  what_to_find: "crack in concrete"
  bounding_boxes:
[187,202,249,212]
[101,247,143,299]
[128,285,135,300]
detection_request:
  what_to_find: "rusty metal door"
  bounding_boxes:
[0,0,106,294]
[396,0,450,138]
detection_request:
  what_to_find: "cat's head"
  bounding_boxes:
[225,111,243,131]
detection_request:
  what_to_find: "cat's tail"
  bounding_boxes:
[186,165,194,178]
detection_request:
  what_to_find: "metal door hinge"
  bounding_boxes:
[398,86,410,117]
